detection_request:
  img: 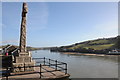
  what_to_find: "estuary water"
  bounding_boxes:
[31,50,118,78]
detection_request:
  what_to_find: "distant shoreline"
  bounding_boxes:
[61,52,119,56]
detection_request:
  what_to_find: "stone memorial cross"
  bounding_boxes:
[19,2,28,53]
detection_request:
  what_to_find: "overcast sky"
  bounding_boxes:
[2,2,118,47]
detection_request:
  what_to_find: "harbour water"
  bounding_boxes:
[31,50,118,78]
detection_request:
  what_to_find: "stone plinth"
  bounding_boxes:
[12,63,24,72]
[12,61,35,72]
[19,52,29,57]
[15,56,31,63]
[24,62,35,71]
[12,52,35,72]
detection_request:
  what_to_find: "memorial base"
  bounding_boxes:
[12,61,35,72]
[11,52,35,72]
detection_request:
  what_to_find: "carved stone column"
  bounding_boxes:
[19,2,28,53]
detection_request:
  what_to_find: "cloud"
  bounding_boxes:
[2,24,6,28]
[93,21,118,37]
[0,23,6,28]
[82,21,118,42]
[95,22,117,32]
[0,40,18,44]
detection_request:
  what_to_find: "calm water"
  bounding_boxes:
[31,50,118,78]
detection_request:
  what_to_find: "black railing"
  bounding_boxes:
[33,57,67,74]
[3,57,68,80]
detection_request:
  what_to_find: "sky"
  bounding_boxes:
[2,2,118,47]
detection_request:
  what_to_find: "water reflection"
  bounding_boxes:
[31,50,118,78]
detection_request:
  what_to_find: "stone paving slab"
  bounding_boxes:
[2,66,70,80]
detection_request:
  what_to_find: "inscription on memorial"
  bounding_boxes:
[15,57,31,63]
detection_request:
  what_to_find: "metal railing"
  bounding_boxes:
[33,57,67,78]
[3,57,68,80]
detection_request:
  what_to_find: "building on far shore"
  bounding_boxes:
[108,49,120,54]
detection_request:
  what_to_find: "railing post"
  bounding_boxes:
[6,67,9,80]
[65,63,67,74]
[44,57,45,65]
[40,64,42,79]
[24,63,25,71]
[55,60,57,70]
[49,59,50,67]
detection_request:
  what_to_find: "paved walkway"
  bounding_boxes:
[2,66,69,80]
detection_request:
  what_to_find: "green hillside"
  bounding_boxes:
[67,37,117,50]
[51,36,119,54]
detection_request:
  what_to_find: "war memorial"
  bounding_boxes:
[2,2,70,80]
[12,2,35,73]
